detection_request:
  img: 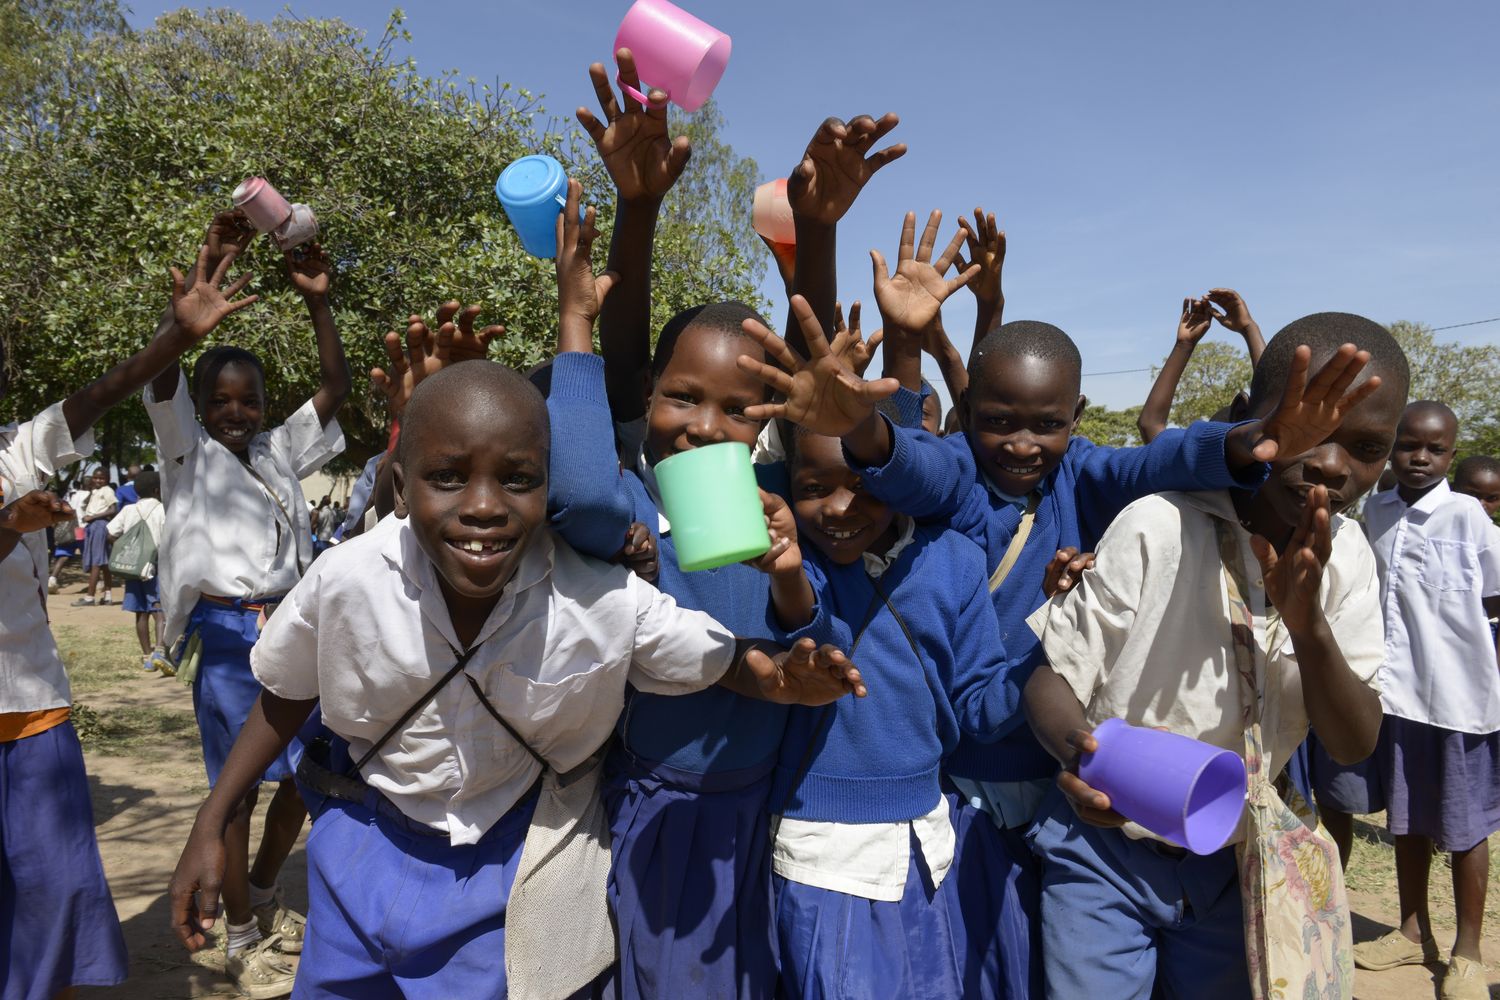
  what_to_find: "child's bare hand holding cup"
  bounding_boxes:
[285,242,332,302]
[1057,728,1131,828]
[736,295,900,438]
[578,48,691,204]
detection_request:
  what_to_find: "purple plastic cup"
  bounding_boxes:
[1078,718,1247,854]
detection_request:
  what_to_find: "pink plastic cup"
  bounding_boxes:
[232,177,293,233]
[1078,718,1247,854]
[613,0,731,113]
[272,203,319,251]
[752,178,794,245]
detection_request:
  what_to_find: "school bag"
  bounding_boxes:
[1216,520,1354,1000]
[108,517,157,581]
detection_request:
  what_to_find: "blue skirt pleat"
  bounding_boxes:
[601,745,779,999]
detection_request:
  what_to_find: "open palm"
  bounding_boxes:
[1252,344,1382,462]
[787,113,906,225]
[170,244,258,340]
[872,210,977,334]
[577,49,690,201]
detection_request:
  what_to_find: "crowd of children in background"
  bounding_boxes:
[2,46,1498,1000]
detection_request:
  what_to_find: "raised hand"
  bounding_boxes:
[871,210,980,335]
[1178,296,1212,345]
[746,489,803,577]
[556,178,618,349]
[743,637,868,705]
[831,301,882,377]
[203,210,255,278]
[285,242,332,300]
[1246,344,1382,463]
[170,244,259,340]
[1206,288,1257,336]
[736,295,900,437]
[955,207,1006,311]
[786,114,906,226]
[1250,483,1333,636]
[577,48,691,202]
[370,302,504,418]
[1042,547,1095,598]
[0,491,74,534]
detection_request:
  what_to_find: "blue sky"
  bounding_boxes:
[128,1,1500,411]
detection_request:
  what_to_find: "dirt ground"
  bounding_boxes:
[38,567,1500,999]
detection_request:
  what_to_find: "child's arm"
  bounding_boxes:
[718,637,867,705]
[1253,486,1381,763]
[957,207,1006,358]
[924,314,968,401]
[784,114,906,351]
[577,50,691,422]
[946,555,1030,743]
[0,490,73,562]
[1137,296,1212,444]
[1206,287,1266,366]
[871,210,980,392]
[546,179,635,558]
[1024,666,1129,827]
[169,689,317,951]
[744,489,815,630]
[284,243,351,428]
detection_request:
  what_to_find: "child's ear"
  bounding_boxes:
[1227,390,1250,422]
[1071,394,1087,430]
[957,389,971,432]
[392,461,409,519]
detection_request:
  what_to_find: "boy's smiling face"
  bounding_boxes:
[1389,403,1457,496]
[962,353,1084,497]
[200,362,265,454]
[394,372,549,628]
[790,431,897,565]
[646,324,766,463]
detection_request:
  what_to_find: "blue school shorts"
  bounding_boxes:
[121,577,160,614]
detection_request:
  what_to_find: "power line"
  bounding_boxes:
[1079,316,1500,378]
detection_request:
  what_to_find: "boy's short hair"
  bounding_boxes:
[397,360,546,466]
[1456,455,1500,484]
[968,321,1082,392]
[134,469,161,499]
[191,346,265,402]
[650,300,768,378]
[1248,313,1409,410]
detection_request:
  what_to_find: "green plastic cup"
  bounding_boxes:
[653,441,771,571]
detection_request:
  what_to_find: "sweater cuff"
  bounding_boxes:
[890,386,930,431]
[1198,419,1270,490]
[844,412,903,478]
[548,351,608,401]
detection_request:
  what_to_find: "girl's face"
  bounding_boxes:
[790,431,898,565]
[645,325,767,463]
[200,362,265,454]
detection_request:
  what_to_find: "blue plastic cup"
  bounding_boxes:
[496,155,572,258]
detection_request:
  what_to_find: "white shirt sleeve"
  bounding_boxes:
[0,402,95,492]
[625,572,738,695]
[1478,521,1500,600]
[142,371,203,463]
[250,572,323,701]
[266,397,345,480]
[1041,505,1150,711]
[1323,526,1385,688]
[106,505,139,540]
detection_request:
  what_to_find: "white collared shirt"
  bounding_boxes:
[771,515,954,901]
[1036,490,1383,845]
[144,372,343,644]
[81,486,116,520]
[1,402,95,714]
[1364,480,1500,734]
[251,515,739,845]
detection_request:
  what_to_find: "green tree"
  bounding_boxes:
[1163,340,1253,429]
[1077,404,1142,448]
[0,5,766,466]
[1387,320,1500,460]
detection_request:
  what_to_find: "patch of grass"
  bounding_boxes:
[72,700,197,756]
[1343,812,1500,932]
[52,620,151,694]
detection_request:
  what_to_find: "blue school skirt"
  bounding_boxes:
[774,829,963,1000]
[187,596,299,787]
[1386,715,1500,852]
[81,519,109,569]
[942,790,1044,1000]
[602,744,779,1000]
[1,720,128,999]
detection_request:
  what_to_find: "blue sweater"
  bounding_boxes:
[546,352,787,774]
[853,414,1266,781]
[771,525,1023,823]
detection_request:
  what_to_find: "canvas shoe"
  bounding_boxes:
[70,596,95,607]
[141,654,156,672]
[1354,929,1441,970]
[252,893,306,954]
[1441,954,1488,1000]
[224,933,297,999]
[47,576,59,594]
[149,648,175,677]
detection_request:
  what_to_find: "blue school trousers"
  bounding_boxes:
[1,720,128,1000]
[296,785,614,1000]
[1027,789,1251,1000]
